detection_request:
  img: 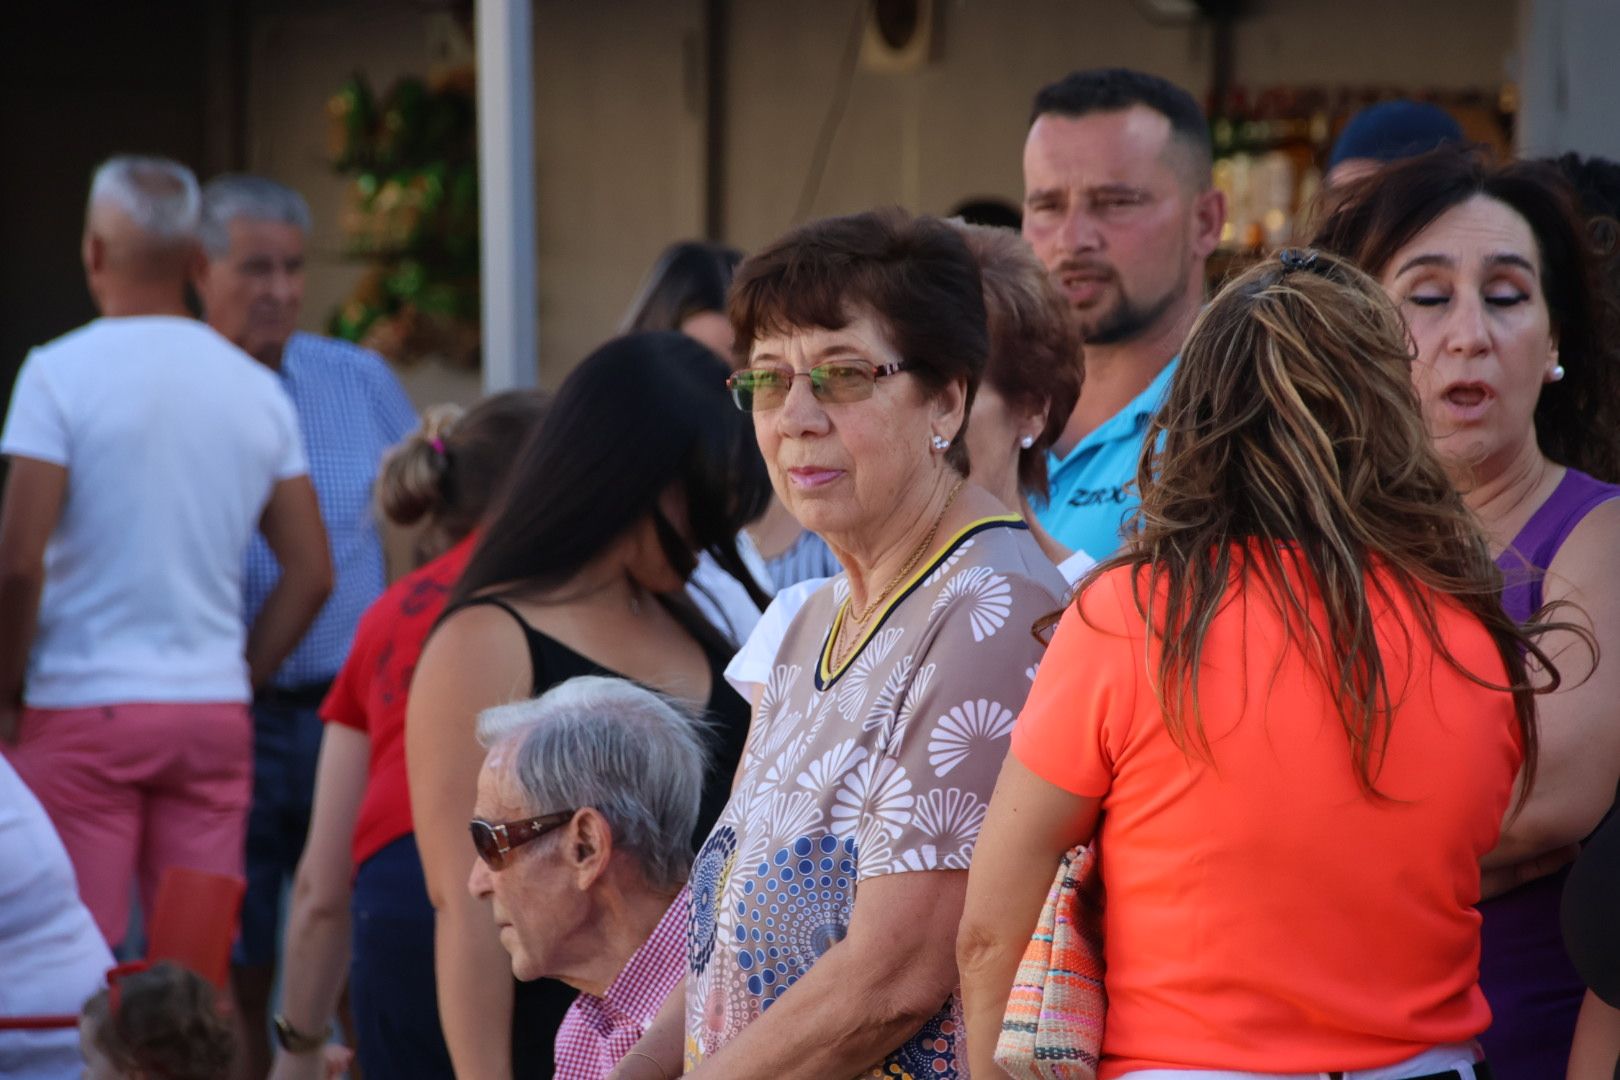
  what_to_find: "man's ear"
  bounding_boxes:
[1190,186,1227,261]
[188,244,211,297]
[566,808,614,890]
[83,231,105,276]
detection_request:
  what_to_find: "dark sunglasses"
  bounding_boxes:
[726,359,908,412]
[469,809,576,870]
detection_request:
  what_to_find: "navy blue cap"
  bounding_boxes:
[1328,100,1464,169]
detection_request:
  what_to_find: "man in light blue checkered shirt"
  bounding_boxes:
[194,175,417,1074]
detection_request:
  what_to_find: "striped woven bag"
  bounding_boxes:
[992,843,1105,1079]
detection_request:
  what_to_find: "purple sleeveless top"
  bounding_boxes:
[1480,467,1620,1077]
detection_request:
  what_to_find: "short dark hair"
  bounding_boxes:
[1314,146,1620,484]
[729,208,989,475]
[1030,67,1213,181]
[949,221,1082,500]
[622,241,744,333]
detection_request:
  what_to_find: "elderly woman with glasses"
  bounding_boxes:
[467,676,708,1080]
[616,209,1068,1080]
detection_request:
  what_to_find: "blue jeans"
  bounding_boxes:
[350,833,454,1079]
[235,694,326,966]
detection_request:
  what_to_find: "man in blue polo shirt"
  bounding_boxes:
[194,174,417,1078]
[1020,69,1226,558]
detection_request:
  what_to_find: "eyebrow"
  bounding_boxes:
[749,341,868,365]
[1393,252,1538,277]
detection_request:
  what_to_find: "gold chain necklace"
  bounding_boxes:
[829,477,964,672]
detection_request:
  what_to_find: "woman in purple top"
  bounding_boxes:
[1319,148,1620,1078]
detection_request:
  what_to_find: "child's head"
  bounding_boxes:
[80,962,234,1080]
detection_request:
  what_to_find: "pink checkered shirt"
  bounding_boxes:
[553,890,688,1080]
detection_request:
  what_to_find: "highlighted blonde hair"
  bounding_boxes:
[1090,249,1560,802]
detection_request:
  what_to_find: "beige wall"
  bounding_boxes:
[725,0,1515,250]
[242,0,1517,397]
[1516,0,1620,160]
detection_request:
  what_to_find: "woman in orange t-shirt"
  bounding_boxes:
[958,250,1562,1080]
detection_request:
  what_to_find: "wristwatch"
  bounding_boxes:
[272,1014,331,1054]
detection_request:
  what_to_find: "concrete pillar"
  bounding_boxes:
[476,0,539,391]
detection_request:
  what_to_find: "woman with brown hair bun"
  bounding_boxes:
[268,391,548,1080]
[960,249,1554,1079]
[1316,147,1620,1077]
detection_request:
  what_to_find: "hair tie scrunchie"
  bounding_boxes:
[1278,247,1323,275]
[429,436,447,456]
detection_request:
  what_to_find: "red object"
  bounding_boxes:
[0,865,243,1030]
[146,867,245,992]
[323,536,473,869]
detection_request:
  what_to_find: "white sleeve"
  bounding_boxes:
[723,578,827,699]
[1057,548,1097,585]
[266,381,309,481]
[0,352,70,466]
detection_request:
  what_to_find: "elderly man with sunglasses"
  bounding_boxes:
[466,675,706,1080]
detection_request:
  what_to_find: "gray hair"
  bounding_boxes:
[88,156,200,242]
[198,174,312,257]
[476,676,710,889]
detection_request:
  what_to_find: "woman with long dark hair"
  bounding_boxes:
[267,391,548,1080]
[960,250,1557,1079]
[625,240,841,592]
[406,332,769,1080]
[1316,149,1620,1076]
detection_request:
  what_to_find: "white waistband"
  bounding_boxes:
[1117,1041,1483,1080]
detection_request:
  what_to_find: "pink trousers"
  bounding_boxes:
[4,702,252,948]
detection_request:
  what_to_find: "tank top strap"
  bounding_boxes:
[448,595,548,693]
[1507,468,1620,568]
[1498,468,1620,622]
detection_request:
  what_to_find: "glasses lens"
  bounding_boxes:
[724,372,754,412]
[811,361,877,403]
[469,820,503,869]
[731,368,790,412]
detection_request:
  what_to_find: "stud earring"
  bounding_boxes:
[1551,364,1567,382]
[930,434,950,452]
[1019,435,1036,449]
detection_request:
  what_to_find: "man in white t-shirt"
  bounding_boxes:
[0,156,333,950]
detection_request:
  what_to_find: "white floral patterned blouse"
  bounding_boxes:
[684,515,1068,1078]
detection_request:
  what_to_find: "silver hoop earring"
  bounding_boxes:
[1551,364,1567,382]
[930,434,950,452]
[1019,435,1036,450]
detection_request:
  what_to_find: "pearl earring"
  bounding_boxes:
[1551,364,1567,382]
[930,434,950,452]
[1019,435,1036,449]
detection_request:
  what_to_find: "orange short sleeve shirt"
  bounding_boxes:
[1012,553,1523,1077]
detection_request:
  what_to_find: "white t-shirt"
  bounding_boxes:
[1,317,307,707]
[0,756,112,1077]
[686,532,776,648]
[724,545,1095,699]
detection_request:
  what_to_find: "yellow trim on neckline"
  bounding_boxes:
[818,514,1025,684]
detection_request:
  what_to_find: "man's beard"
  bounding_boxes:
[1081,268,1190,347]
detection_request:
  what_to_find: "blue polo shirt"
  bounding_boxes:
[1033,358,1177,560]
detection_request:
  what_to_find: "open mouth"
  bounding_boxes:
[1436,382,1496,422]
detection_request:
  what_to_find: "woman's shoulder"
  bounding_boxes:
[1546,492,1620,599]
[932,517,1069,598]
